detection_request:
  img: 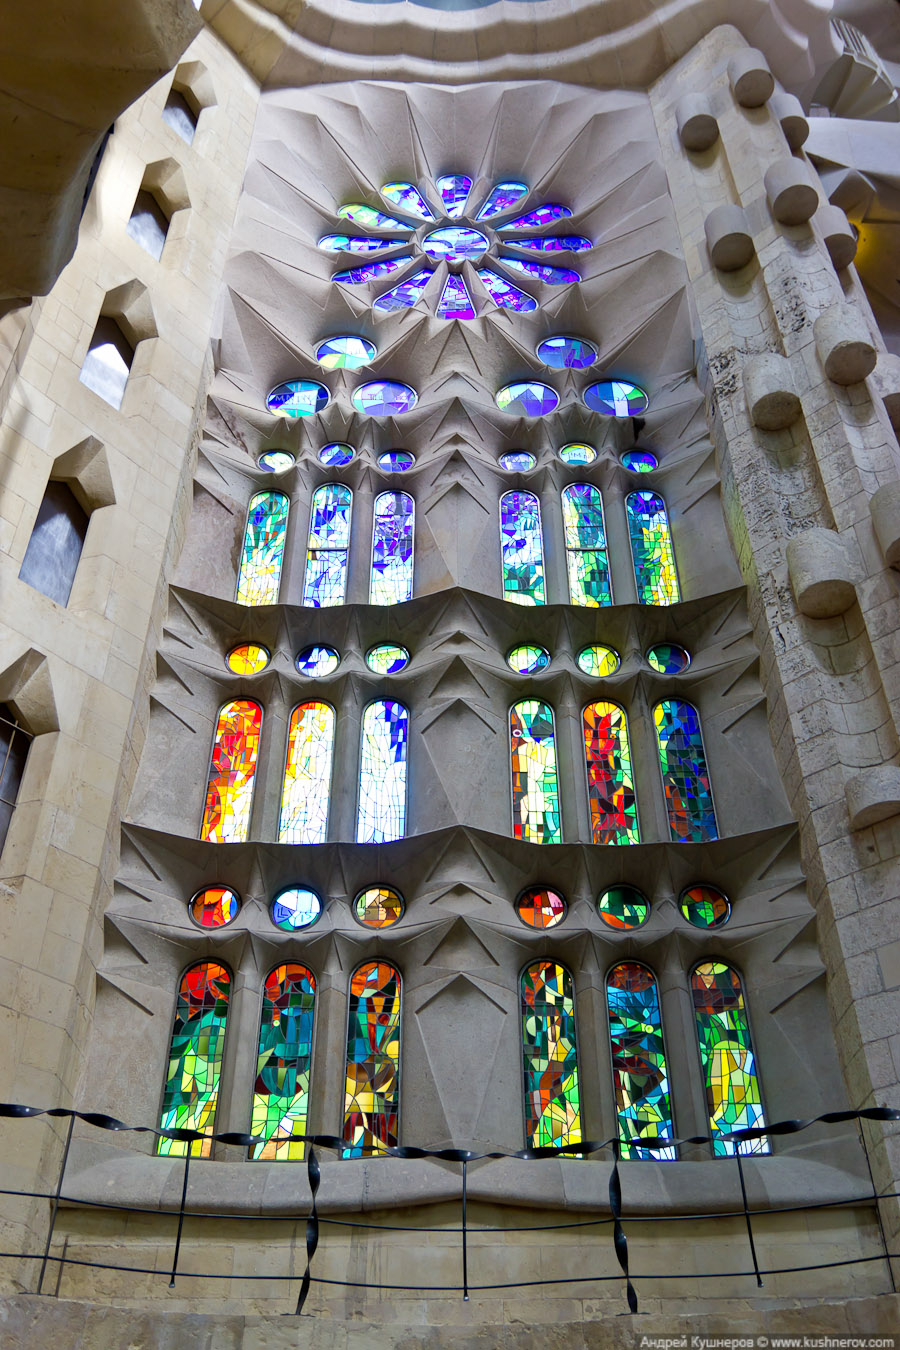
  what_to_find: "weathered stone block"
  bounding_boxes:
[765,158,819,226]
[814,303,877,385]
[743,351,802,430]
[727,48,775,106]
[768,90,809,150]
[846,766,900,830]
[868,352,900,433]
[786,528,857,617]
[870,481,900,568]
[675,93,718,151]
[704,203,754,271]
[815,203,858,270]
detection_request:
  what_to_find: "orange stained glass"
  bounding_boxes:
[354,887,405,928]
[583,701,639,846]
[226,643,270,675]
[189,886,241,928]
[200,700,263,843]
[343,961,401,1157]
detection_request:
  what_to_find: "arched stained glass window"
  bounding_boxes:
[236,492,289,606]
[278,702,335,845]
[692,961,768,1156]
[343,961,401,1157]
[500,490,545,606]
[561,484,611,606]
[653,699,718,843]
[251,964,316,1161]
[371,491,414,605]
[158,962,230,1157]
[606,962,675,1161]
[521,961,581,1150]
[583,702,639,845]
[303,484,352,607]
[200,700,262,843]
[511,700,560,844]
[357,700,408,843]
[625,491,679,606]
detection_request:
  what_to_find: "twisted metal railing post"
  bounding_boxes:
[168,1148,192,1288]
[461,1158,469,1301]
[294,1143,321,1315]
[734,1146,762,1288]
[608,1137,638,1314]
[36,1112,75,1294]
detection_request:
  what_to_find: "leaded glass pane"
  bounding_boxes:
[653,699,718,843]
[251,964,316,1161]
[357,700,408,843]
[500,491,545,606]
[692,962,768,1156]
[235,492,288,606]
[583,702,639,845]
[303,484,352,608]
[371,492,414,605]
[158,962,230,1157]
[626,491,680,606]
[511,700,560,844]
[343,961,401,1156]
[278,702,335,845]
[521,961,581,1150]
[200,700,262,843]
[562,484,611,607]
[607,963,675,1161]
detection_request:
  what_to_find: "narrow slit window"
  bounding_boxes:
[236,491,289,606]
[126,189,169,260]
[303,484,352,607]
[626,490,680,605]
[562,484,611,606]
[200,700,262,843]
[79,316,133,410]
[0,704,32,857]
[371,491,414,605]
[692,961,768,1156]
[583,702,639,845]
[162,89,198,144]
[511,700,560,844]
[251,964,316,1161]
[157,962,230,1157]
[278,702,334,845]
[356,700,408,843]
[500,490,545,605]
[607,962,675,1160]
[521,960,581,1150]
[653,699,718,843]
[343,961,401,1157]
[18,481,89,606]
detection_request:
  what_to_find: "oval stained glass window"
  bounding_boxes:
[366,644,410,674]
[352,382,418,416]
[422,227,489,263]
[507,645,550,674]
[258,451,295,473]
[680,884,731,929]
[189,887,241,929]
[319,442,355,468]
[296,645,340,677]
[647,644,691,675]
[315,336,376,370]
[226,644,270,675]
[537,337,598,370]
[516,887,567,929]
[267,380,330,418]
[499,451,536,472]
[621,450,658,473]
[354,886,405,928]
[271,888,323,931]
[576,645,621,677]
[559,443,596,466]
[496,382,559,417]
[597,886,649,930]
[584,381,649,417]
[378,451,416,472]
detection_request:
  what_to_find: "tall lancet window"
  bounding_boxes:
[500,490,545,605]
[200,700,262,843]
[371,491,414,604]
[303,484,352,607]
[357,700,408,843]
[626,490,679,606]
[158,962,230,1157]
[561,483,611,606]
[278,702,335,844]
[521,960,581,1150]
[653,699,718,843]
[251,964,317,1161]
[236,492,289,606]
[606,962,675,1160]
[343,961,401,1157]
[692,961,768,1156]
[583,701,638,845]
[510,700,560,843]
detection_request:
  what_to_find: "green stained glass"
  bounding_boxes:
[692,962,768,1156]
[303,484,352,607]
[500,490,545,606]
[654,699,718,843]
[507,645,550,674]
[278,702,334,845]
[258,450,295,473]
[158,962,230,1157]
[558,443,596,465]
[251,964,316,1162]
[576,645,620,677]
[607,962,675,1160]
[521,961,581,1150]
[680,884,730,929]
[583,702,638,845]
[626,491,680,606]
[597,886,649,930]
[366,644,409,674]
[236,492,288,606]
[647,643,690,674]
[343,961,401,1157]
[562,483,611,607]
[511,699,560,843]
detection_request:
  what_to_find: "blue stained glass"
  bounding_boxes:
[476,181,528,220]
[303,484,352,608]
[537,336,597,369]
[562,483,611,607]
[622,450,658,472]
[258,451,295,473]
[316,336,376,370]
[647,644,690,675]
[626,491,680,606]
[236,492,288,606]
[378,451,416,471]
[319,235,407,254]
[337,204,409,230]
[499,451,536,471]
[476,268,537,313]
[437,275,476,320]
[319,442,355,467]
[501,258,580,285]
[512,236,592,253]
[296,645,340,677]
[496,382,559,417]
[423,227,488,263]
[334,259,409,285]
[382,182,436,221]
[654,699,718,843]
[267,381,329,418]
[499,205,572,230]
[366,644,410,674]
[437,174,472,218]
[357,700,408,843]
[500,490,545,606]
[371,491,414,605]
[559,443,596,465]
[352,381,418,416]
[607,963,676,1161]
[584,381,650,416]
[271,888,322,931]
[374,269,432,314]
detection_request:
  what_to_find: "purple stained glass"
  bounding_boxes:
[437,175,472,218]
[585,381,650,417]
[437,275,476,320]
[496,382,559,417]
[337,204,409,230]
[501,258,580,285]
[476,181,528,220]
[622,450,658,473]
[374,269,432,314]
[382,182,436,221]
[334,259,409,285]
[512,236,592,253]
[378,451,415,471]
[423,227,488,263]
[537,336,598,370]
[499,204,572,230]
[476,268,537,313]
[319,235,408,254]
[266,381,329,418]
[352,381,418,416]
